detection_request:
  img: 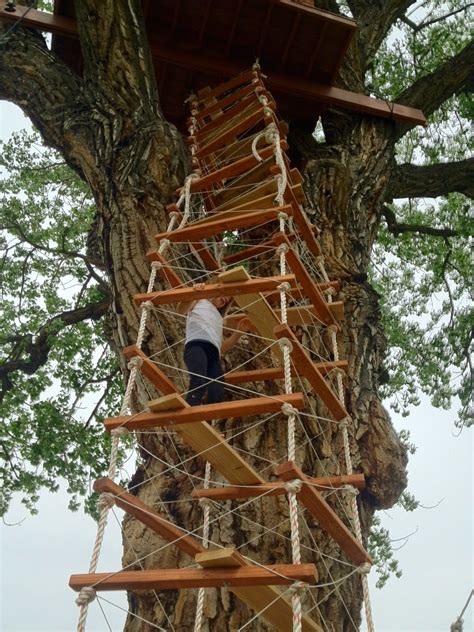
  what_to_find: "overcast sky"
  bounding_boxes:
[0,100,472,632]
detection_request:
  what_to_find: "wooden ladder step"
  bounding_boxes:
[273,233,337,326]
[134,272,298,307]
[69,563,318,592]
[283,186,321,258]
[104,392,305,432]
[273,323,348,420]
[226,304,341,330]
[223,360,348,385]
[277,461,372,566]
[194,91,262,140]
[192,80,263,122]
[154,205,294,244]
[195,70,255,104]
[196,548,322,632]
[181,141,287,193]
[93,478,204,557]
[191,473,366,501]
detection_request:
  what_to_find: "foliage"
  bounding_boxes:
[0,131,123,516]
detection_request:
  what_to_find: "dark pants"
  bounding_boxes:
[184,340,224,406]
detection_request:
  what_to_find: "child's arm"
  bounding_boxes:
[176,283,206,316]
[221,317,251,354]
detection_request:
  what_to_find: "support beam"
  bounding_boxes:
[191,473,366,500]
[273,233,337,326]
[223,360,348,385]
[104,392,305,432]
[122,345,179,396]
[134,273,298,307]
[196,548,322,632]
[273,324,348,420]
[69,563,318,592]
[93,478,204,558]
[277,461,372,565]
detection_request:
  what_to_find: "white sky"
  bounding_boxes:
[0,101,472,632]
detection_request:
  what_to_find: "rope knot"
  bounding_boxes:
[127,356,143,370]
[324,286,337,297]
[281,402,298,417]
[278,337,293,353]
[285,479,303,494]
[357,562,372,575]
[159,238,170,249]
[98,492,116,510]
[150,260,162,270]
[277,211,288,221]
[327,324,338,335]
[343,484,359,497]
[277,282,291,293]
[141,300,154,312]
[314,255,325,266]
[75,586,96,607]
[169,211,180,219]
[287,580,308,596]
[277,243,289,255]
[340,416,351,430]
[264,122,278,144]
[111,427,129,437]
[198,497,212,507]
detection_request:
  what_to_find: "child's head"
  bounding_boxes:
[211,295,231,314]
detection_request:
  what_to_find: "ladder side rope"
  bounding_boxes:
[75,173,197,632]
[315,258,375,632]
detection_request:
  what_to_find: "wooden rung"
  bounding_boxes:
[277,461,372,565]
[181,141,288,193]
[191,473,366,500]
[193,81,262,121]
[69,563,318,592]
[154,206,293,244]
[104,392,305,432]
[93,478,204,558]
[196,549,322,632]
[133,273,298,307]
[195,70,255,102]
[216,178,279,213]
[213,157,276,204]
[122,345,179,396]
[273,233,337,326]
[223,360,348,385]
[145,251,184,288]
[273,324,348,420]
[195,91,262,139]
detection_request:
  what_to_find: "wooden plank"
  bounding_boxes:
[122,345,179,396]
[145,251,183,288]
[93,478,204,558]
[148,392,188,412]
[189,242,220,271]
[214,157,275,204]
[154,206,293,244]
[224,360,348,385]
[283,187,322,258]
[273,324,348,420]
[182,142,287,193]
[104,392,305,432]
[273,233,336,326]
[277,461,372,565]
[69,563,318,592]
[195,93,261,141]
[193,81,259,122]
[196,70,255,101]
[197,548,322,632]
[218,266,283,362]
[133,273,298,307]
[215,178,279,213]
[191,473,366,500]
[225,304,337,329]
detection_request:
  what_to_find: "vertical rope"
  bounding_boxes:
[75,176,194,632]
[193,460,212,632]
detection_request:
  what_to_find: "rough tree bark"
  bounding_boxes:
[0,1,471,630]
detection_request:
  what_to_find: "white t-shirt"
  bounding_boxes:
[185,299,223,352]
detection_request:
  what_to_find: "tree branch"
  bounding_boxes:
[381,205,457,238]
[400,4,474,32]
[395,40,474,120]
[0,298,111,402]
[389,157,474,200]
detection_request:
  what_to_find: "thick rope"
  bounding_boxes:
[76,175,196,632]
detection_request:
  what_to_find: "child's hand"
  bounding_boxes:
[237,317,252,332]
[193,283,206,291]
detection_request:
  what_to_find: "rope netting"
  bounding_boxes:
[74,64,375,632]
